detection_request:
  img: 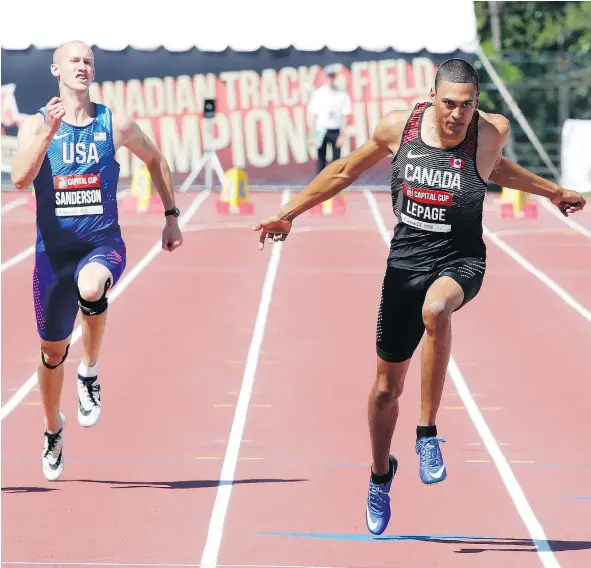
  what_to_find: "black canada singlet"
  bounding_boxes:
[387,101,488,271]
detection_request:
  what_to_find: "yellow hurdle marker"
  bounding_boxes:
[499,186,538,219]
[216,168,254,215]
[311,193,347,217]
[128,165,162,214]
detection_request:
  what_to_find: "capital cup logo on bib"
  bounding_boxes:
[401,184,453,233]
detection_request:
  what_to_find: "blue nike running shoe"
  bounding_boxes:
[365,455,398,535]
[416,436,447,484]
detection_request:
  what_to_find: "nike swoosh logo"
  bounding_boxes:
[407,150,428,159]
[54,133,68,139]
[429,465,446,479]
[366,508,380,532]
[79,400,92,416]
[48,450,62,470]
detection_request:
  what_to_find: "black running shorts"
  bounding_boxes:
[376,257,486,363]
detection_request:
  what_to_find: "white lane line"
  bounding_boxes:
[482,226,591,324]
[1,245,35,272]
[199,190,291,568]
[1,195,28,214]
[536,196,591,240]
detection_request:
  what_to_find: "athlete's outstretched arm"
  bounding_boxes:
[113,114,177,211]
[252,110,408,250]
[490,156,586,216]
[12,98,65,190]
[113,114,183,251]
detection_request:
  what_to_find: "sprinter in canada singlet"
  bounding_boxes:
[251,56,588,539]
[375,100,489,366]
[387,101,488,272]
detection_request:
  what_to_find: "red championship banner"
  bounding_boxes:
[2,48,476,187]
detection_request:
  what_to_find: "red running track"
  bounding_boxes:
[1,189,590,568]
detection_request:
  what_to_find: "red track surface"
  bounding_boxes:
[2,189,590,568]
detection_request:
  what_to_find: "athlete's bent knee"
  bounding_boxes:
[422,300,453,334]
[374,361,406,407]
[374,384,403,408]
[41,343,70,370]
[77,278,111,316]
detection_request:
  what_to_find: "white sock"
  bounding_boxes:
[78,361,98,378]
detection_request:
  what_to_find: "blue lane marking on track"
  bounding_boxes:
[256,532,505,542]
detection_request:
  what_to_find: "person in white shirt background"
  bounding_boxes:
[307,63,352,174]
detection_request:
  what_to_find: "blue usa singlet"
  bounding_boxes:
[33,103,122,253]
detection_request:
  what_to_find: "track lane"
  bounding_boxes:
[1,193,197,404]
[377,191,591,566]
[484,199,591,311]
[215,190,544,568]
[380,192,591,567]
[1,191,283,565]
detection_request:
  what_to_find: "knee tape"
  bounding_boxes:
[41,343,70,370]
[77,278,111,316]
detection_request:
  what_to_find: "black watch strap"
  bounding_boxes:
[165,207,180,218]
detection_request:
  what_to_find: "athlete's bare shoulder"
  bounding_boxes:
[476,110,511,149]
[474,110,512,181]
[373,108,414,152]
[110,112,134,134]
[111,111,165,164]
[338,107,414,179]
[13,114,49,157]
[17,113,45,139]
[111,112,145,150]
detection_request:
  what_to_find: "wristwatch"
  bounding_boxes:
[164,207,180,218]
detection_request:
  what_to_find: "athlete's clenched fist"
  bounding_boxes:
[44,97,65,134]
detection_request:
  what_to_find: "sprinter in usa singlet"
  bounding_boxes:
[33,102,126,342]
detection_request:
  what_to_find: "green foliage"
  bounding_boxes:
[565,2,591,53]
[476,1,591,52]
[474,2,591,177]
[475,39,522,113]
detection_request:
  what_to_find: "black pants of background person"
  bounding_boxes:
[317,128,341,173]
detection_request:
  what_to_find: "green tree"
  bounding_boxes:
[474,2,591,178]
[476,1,591,52]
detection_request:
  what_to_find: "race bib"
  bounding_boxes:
[54,173,103,217]
[401,184,453,233]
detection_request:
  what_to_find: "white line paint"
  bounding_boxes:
[536,196,591,240]
[0,189,211,421]
[0,563,350,568]
[493,227,568,238]
[200,190,291,568]
[0,190,130,272]
[363,188,560,568]
[1,195,28,213]
[0,245,35,272]
[483,226,591,324]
